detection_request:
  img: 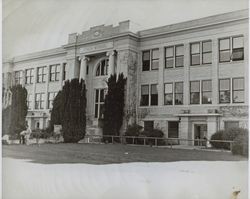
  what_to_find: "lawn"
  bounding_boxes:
[2,143,246,164]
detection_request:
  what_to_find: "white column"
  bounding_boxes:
[79,56,89,81]
[107,50,115,76]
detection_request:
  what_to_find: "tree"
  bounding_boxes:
[50,78,86,143]
[2,85,28,137]
[103,73,126,139]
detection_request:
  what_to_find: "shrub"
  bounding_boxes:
[138,129,165,146]
[210,128,248,152]
[124,123,143,144]
[232,129,248,156]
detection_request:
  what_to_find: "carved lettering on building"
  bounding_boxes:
[79,42,113,54]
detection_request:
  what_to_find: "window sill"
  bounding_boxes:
[189,64,212,68]
[219,60,245,65]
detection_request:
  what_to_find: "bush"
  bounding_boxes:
[232,129,248,156]
[210,128,248,152]
[138,129,165,146]
[124,123,143,144]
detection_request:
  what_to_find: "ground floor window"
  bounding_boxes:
[224,121,239,130]
[168,121,179,138]
[144,121,154,131]
[94,88,106,118]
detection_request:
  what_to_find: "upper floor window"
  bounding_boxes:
[140,84,158,106]
[164,82,184,105]
[62,63,67,81]
[165,45,184,68]
[190,80,212,104]
[49,64,60,82]
[219,79,230,103]
[202,80,212,104]
[232,78,244,103]
[96,59,109,76]
[37,66,47,83]
[219,36,244,62]
[35,93,45,109]
[190,40,212,65]
[27,94,32,110]
[142,49,159,71]
[48,92,58,109]
[14,71,23,85]
[25,68,34,84]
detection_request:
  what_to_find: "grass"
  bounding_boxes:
[2,143,247,164]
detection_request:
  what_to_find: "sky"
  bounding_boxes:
[3,0,249,59]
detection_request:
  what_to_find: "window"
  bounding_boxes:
[96,59,109,76]
[140,85,149,106]
[14,71,23,85]
[142,49,159,71]
[190,81,200,104]
[62,63,67,81]
[175,82,183,105]
[202,80,212,104]
[219,36,244,62]
[25,69,34,84]
[48,92,58,109]
[35,93,45,109]
[190,43,200,65]
[219,79,230,103]
[202,41,212,64]
[144,121,154,131]
[37,66,47,83]
[191,40,212,65]
[164,83,173,105]
[168,122,179,138]
[233,78,244,103]
[49,64,60,81]
[165,45,184,68]
[27,94,32,110]
[94,89,106,118]
[150,84,158,105]
[224,121,239,130]
[164,82,183,105]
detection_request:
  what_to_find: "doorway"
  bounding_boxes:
[193,123,207,146]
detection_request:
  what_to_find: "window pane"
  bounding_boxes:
[141,95,149,106]
[202,53,212,64]
[175,56,184,67]
[95,104,98,118]
[151,60,159,70]
[202,92,212,104]
[190,81,200,92]
[168,122,179,138]
[166,58,174,68]
[142,60,150,71]
[175,94,183,105]
[232,48,244,61]
[219,50,230,62]
[176,45,184,56]
[151,84,158,94]
[100,89,105,102]
[95,90,99,102]
[143,51,150,60]
[191,54,200,65]
[233,91,244,103]
[166,47,174,57]
[219,91,230,103]
[202,80,212,91]
[233,37,244,48]
[202,41,212,52]
[219,38,230,50]
[219,79,230,90]
[190,92,200,104]
[191,43,200,54]
[99,104,105,118]
[164,94,173,105]
[151,94,158,105]
[175,82,183,93]
[152,49,159,59]
[165,83,173,94]
[233,78,244,90]
[141,85,149,95]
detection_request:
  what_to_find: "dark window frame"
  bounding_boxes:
[174,82,184,105]
[25,68,34,84]
[96,59,109,76]
[150,84,158,106]
[37,66,47,83]
[140,85,150,106]
[190,42,200,66]
[142,49,159,71]
[202,40,212,64]
[49,64,60,82]
[201,80,212,104]
[35,93,45,110]
[175,45,184,68]
[164,83,173,105]
[190,81,200,104]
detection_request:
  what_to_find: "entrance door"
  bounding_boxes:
[194,124,207,146]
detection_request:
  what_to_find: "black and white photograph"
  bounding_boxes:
[2,0,249,198]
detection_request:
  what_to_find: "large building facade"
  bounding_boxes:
[3,9,249,145]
